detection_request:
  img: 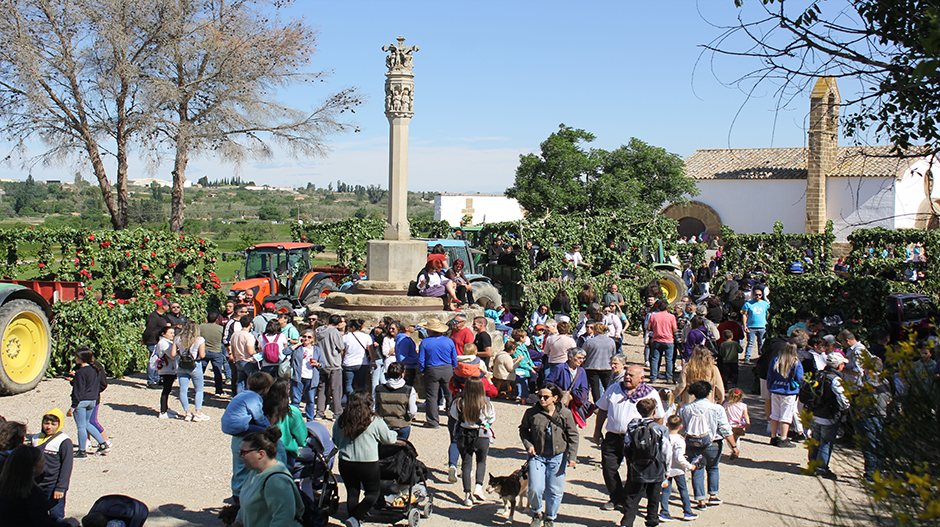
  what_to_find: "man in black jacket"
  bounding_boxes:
[142,299,171,388]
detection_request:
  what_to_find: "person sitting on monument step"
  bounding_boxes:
[417,253,460,311]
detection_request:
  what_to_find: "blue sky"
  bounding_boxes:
[3,0,859,193]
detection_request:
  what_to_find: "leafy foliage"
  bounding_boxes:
[718,220,835,278]
[846,227,940,296]
[506,125,696,217]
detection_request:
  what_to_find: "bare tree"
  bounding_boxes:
[0,0,166,230]
[705,0,940,156]
[146,0,362,232]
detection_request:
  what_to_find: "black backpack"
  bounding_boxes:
[799,370,834,414]
[626,419,667,483]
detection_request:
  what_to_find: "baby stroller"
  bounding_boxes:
[295,420,339,526]
[88,495,148,527]
[369,441,433,527]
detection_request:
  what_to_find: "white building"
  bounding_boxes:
[434,193,525,227]
[664,77,940,248]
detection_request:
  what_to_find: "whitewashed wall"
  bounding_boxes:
[895,157,940,229]
[434,194,525,227]
[826,176,896,242]
[694,179,807,234]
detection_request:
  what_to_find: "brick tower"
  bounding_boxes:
[806,77,840,234]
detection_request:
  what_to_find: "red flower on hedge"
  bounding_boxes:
[88,235,95,241]
[100,242,111,248]
[38,263,44,268]
[141,265,149,270]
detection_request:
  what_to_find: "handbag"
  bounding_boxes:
[278,359,292,379]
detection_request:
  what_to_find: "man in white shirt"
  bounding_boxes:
[593,365,665,511]
[562,244,592,280]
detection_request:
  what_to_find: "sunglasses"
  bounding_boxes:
[538,394,554,400]
[301,336,313,340]
[238,448,260,457]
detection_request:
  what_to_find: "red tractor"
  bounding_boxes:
[228,243,347,315]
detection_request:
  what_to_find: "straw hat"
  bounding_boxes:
[424,320,450,333]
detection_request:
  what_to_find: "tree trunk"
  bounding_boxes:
[113,79,131,230]
[169,130,189,233]
[82,135,124,230]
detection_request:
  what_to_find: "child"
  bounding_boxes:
[454,343,485,380]
[220,371,274,503]
[531,325,546,350]
[511,339,536,404]
[723,388,750,458]
[660,415,697,522]
[719,329,743,387]
[659,388,676,418]
[30,409,73,519]
[67,348,110,459]
[621,398,669,527]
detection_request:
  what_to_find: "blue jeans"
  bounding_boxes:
[528,453,567,520]
[146,344,159,385]
[43,486,66,520]
[231,434,249,496]
[649,341,675,382]
[745,327,766,361]
[686,441,721,501]
[514,377,530,400]
[73,400,105,452]
[178,366,205,412]
[291,378,318,421]
[856,416,883,477]
[394,426,411,441]
[343,365,369,394]
[203,352,231,393]
[447,417,459,467]
[235,361,259,395]
[809,421,840,470]
[661,474,692,516]
[371,359,385,392]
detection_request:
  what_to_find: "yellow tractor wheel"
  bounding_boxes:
[658,271,687,307]
[0,299,52,395]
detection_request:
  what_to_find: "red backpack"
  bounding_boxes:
[261,334,281,363]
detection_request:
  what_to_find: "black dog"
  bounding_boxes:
[486,461,529,520]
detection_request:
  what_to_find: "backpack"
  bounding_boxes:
[799,370,834,413]
[684,404,712,449]
[261,334,281,364]
[178,344,196,371]
[626,419,667,482]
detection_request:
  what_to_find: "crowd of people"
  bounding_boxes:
[4,251,938,527]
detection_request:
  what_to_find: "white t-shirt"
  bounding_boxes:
[343,331,373,367]
[382,337,397,374]
[300,345,317,379]
[173,336,205,364]
[596,382,665,434]
[563,251,583,268]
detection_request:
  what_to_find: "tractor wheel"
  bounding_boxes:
[274,299,293,315]
[658,271,687,307]
[302,279,337,307]
[472,282,502,309]
[0,299,52,396]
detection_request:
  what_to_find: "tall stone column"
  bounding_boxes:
[366,36,426,283]
[806,76,839,234]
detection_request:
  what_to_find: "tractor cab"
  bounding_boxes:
[244,243,312,296]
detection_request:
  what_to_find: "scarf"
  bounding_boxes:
[623,382,655,403]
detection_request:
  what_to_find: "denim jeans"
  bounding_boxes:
[661,474,692,516]
[74,400,105,452]
[43,486,66,520]
[146,344,159,385]
[235,361,259,395]
[394,426,411,441]
[343,365,369,394]
[856,416,883,477]
[291,377,318,421]
[371,359,385,392]
[528,453,567,520]
[745,327,766,361]
[809,421,840,470]
[514,377,530,400]
[447,416,459,467]
[649,341,675,382]
[178,366,205,412]
[230,434,250,496]
[203,352,231,394]
[686,441,722,500]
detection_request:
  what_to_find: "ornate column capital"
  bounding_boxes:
[383,36,417,119]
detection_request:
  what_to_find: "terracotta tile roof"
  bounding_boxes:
[684,145,916,180]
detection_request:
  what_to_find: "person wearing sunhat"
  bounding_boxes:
[418,320,458,429]
[417,254,461,311]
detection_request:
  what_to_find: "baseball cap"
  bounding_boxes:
[154,299,169,307]
[264,302,276,310]
[826,352,849,368]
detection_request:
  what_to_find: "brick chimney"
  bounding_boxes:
[806,77,840,234]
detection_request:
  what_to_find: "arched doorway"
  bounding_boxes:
[661,201,723,237]
[678,217,706,240]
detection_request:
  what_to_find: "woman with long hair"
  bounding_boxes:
[263,378,306,468]
[519,384,579,527]
[675,345,724,406]
[682,316,708,362]
[550,289,571,321]
[333,391,397,527]
[767,343,803,448]
[155,325,178,419]
[0,445,70,526]
[449,377,496,506]
[67,347,111,456]
[175,321,209,422]
[233,426,303,527]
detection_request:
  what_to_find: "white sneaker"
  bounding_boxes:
[473,484,487,502]
[448,465,458,483]
[158,412,169,419]
[343,517,359,527]
[464,493,473,507]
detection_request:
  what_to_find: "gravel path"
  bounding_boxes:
[1,334,869,526]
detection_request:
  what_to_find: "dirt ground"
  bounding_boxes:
[1,333,871,526]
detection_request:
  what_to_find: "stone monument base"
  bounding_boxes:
[366,240,426,283]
